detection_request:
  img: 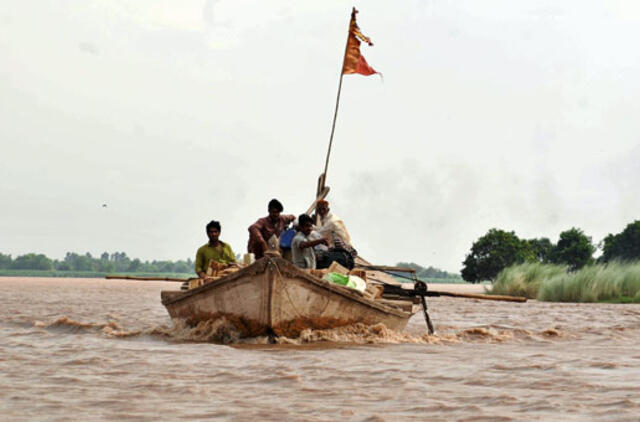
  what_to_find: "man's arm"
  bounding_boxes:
[194,248,207,278]
[332,219,352,246]
[223,243,237,263]
[248,220,268,250]
[299,237,328,249]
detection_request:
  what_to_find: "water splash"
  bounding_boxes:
[31,316,565,346]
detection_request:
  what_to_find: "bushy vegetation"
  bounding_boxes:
[600,220,640,263]
[0,270,193,279]
[396,262,462,281]
[488,261,640,303]
[0,251,194,275]
[538,261,640,303]
[462,226,599,283]
[548,228,595,270]
[461,229,535,283]
[489,262,567,298]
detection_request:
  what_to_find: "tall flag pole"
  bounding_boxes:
[318,7,379,196]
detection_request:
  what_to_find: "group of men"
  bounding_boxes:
[194,198,356,277]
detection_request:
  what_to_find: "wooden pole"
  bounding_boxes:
[430,291,528,303]
[355,265,417,273]
[319,8,353,195]
[105,275,194,283]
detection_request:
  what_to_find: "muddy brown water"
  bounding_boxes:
[1,277,639,421]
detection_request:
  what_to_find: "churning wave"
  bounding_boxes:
[26,316,566,346]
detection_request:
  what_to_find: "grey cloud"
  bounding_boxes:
[202,0,218,27]
[78,42,98,54]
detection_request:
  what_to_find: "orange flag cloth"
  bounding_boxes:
[342,8,378,76]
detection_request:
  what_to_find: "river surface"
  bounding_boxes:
[1,277,639,421]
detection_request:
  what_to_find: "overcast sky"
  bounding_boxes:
[2,1,639,272]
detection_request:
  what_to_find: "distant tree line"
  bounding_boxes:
[0,251,194,274]
[395,262,461,280]
[462,220,640,283]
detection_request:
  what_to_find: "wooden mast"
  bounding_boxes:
[317,7,357,197]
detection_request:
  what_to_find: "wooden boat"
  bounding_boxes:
[160,256,419,338]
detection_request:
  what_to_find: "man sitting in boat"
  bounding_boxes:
[247,198,295,259]
[315,200,357,269]
[291,214,328,269]
[195,220,237,278]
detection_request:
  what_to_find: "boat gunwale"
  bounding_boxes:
[161,256,412,318]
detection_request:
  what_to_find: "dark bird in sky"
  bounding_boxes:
[102,204,107,208]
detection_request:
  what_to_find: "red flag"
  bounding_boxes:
[342,8,378,76]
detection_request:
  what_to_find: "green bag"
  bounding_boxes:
[323,272,355,288]
[322,272,367,293]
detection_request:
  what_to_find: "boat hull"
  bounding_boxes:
[161,257,415,337]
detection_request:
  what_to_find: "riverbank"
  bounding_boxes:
[0,270,193,279]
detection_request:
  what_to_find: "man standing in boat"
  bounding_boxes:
[247,199,295,259]
[195,220,237,278]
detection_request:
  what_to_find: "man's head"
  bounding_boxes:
[317,200,330,218]
[298,214,314,236]
[205,220,221,243]
[268,198,283,221]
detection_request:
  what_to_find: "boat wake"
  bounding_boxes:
[33,316,145,338]
[26,316,565,346]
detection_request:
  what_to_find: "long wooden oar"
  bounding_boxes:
[355,265,416,273]
[363,265,527,303]
[105,275,193,282]
[380,282,527,303]
[429,290,527,303]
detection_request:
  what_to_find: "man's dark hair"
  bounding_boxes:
[268,198,283,212]
[298,214,314,227]
[206,220,221,232]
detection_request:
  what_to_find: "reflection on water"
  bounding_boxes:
[1,277,639,421]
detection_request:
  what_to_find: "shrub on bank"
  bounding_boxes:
[488,261,640,303]
[538,261,640,303]
[489,262,566,299]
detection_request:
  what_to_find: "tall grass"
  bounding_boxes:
[538,261,640,303]
[488,261,640,303]
[489,262,567,299]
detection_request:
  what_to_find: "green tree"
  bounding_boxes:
[54,259,71,271]
[396,262,459,279]
[601,220,640,263]
[550,228,595,271]
[171,260,192,273]
[108,252,130,272]
[127,258,142,272]
[97,260,115,272]
[3,250,197,275]
[526,237,554,262]
[12,253,53,270]
[0,253,12,269]
[461,229,533,283]
[62,252,95,271]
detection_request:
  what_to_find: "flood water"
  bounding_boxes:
[1,277,639,421]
